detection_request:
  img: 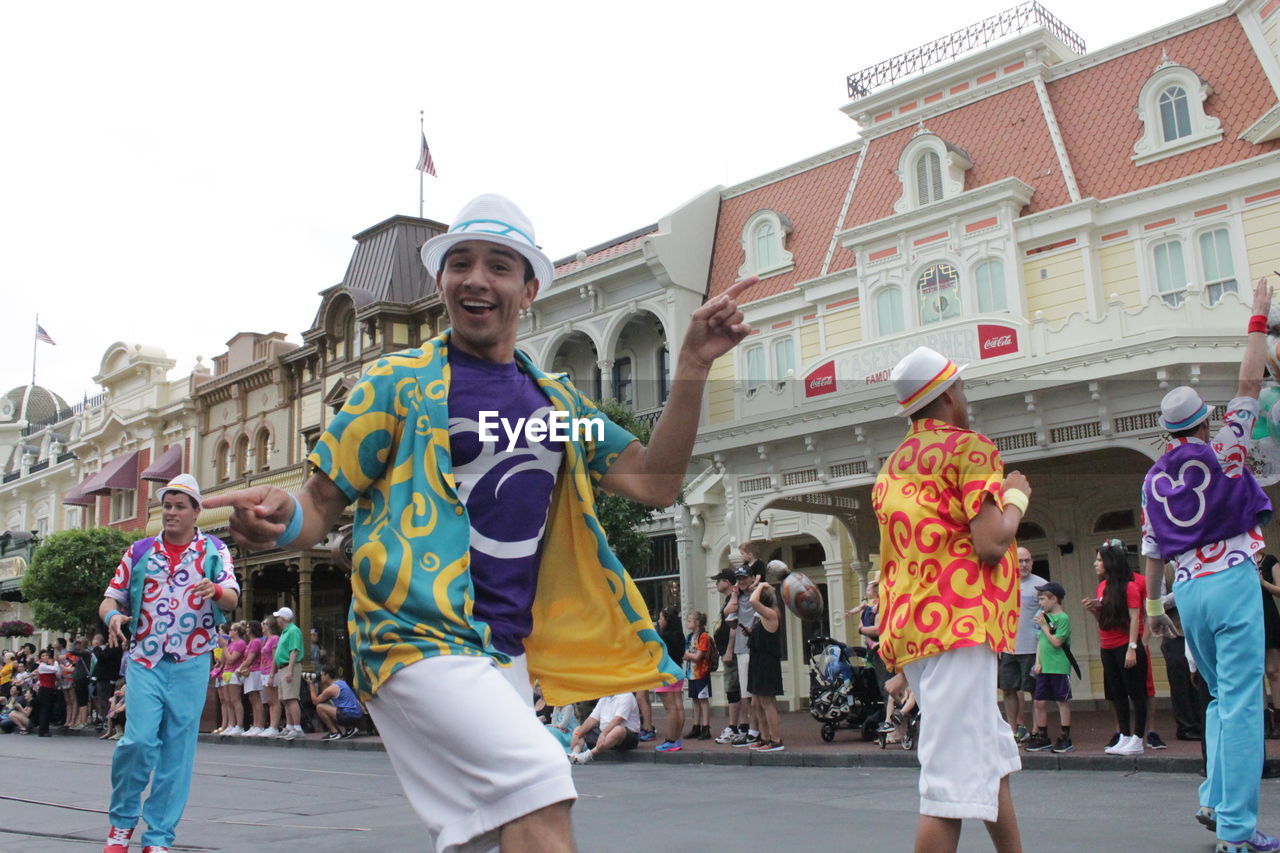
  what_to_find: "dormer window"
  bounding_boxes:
[738,210,794,279]
[1132,58,1221,166]
[894,129,971,214]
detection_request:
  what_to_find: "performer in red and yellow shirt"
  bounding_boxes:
[872,346,1029,853]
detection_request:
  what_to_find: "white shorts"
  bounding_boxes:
[227,672,242,686]
[367,655,576,853]
[736,653,752,699]
[902,644,1021,821]
[242,670,263,693]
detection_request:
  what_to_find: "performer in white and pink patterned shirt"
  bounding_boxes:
[98,474,238,853]
[1141,277,1276,853]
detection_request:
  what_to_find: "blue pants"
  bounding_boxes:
[1175,559,1265,843]
[109,654,210,848]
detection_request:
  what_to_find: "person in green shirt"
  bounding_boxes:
[272,607,304,740]
[1025,581,1073,754]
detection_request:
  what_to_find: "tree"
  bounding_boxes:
[21,527,132,636]
[594,399,657,576]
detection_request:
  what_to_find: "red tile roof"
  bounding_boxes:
[1048,16,1280,200]
[707,153,860,301]
[553,227,656,278]
[843,82,1068,232]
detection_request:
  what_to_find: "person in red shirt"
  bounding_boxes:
[1084,540,1147,756]
[33,650,60,737]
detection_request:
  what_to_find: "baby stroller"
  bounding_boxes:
[806,636,885,743]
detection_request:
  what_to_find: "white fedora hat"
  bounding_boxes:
[890,346,966,417]
[1158,386,1211,432]
[420,194,556,293]
[158,473,203,509]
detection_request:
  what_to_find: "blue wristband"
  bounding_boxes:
[276,495,304,547]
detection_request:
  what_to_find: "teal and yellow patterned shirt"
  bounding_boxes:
[308,332,682,702]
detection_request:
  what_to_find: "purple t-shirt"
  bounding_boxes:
[448,347,564,655]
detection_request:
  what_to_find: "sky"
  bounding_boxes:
[0,0,1215,406]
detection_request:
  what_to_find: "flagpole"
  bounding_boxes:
[419,110,425,219]
[31,314,39,386]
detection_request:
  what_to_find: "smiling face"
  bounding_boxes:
[438,239,539,363]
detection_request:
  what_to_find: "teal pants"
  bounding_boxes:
[109,654,211,848]
[1175,559,1265,844]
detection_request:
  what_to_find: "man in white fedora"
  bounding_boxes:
[872,346,1029,853]
[98,473,239,853]
[206,193,757,852]
[1141,277,1277,853]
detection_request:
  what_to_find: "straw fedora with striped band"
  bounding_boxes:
[890,346,967,417]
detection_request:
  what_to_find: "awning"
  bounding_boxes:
[84,451,141,496]
[61,477,97,506]
[141,444,183,482]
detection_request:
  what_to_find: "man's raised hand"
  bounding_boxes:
[682,277,757,369]
[202,485,294,552]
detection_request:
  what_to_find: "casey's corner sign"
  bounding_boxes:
[803,322,1020,399]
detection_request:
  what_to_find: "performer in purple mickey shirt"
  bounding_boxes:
[1142,277,1276,853]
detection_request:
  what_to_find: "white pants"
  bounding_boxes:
[902,644,1021,821]
[368,655,576,853]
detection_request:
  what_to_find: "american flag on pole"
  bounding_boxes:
[416,131,438,177]
[35,324,55,346]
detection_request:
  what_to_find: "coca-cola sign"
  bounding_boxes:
[804,360,837,398]
[977,324,1018,359]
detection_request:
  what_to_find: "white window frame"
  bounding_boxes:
[1151,239,1189,307]
[1139,215,1248,308]
[914,260,963,326]
[738,210,794,279]
[873,286,906,336]
[772,335,796,381]
[110,489,135,523]
[1196,226,1239,307]
[1132,61,1222,166]
[894,129,972,214]
[744,345,767,393]
[974,258,1008,313]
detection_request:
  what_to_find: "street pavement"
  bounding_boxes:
[3,734,1278,852]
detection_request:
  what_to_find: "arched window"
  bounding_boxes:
[1198,228,1237,306]
[975,260,1006,313]
[235,435,251,479]
[254,428,272,472]
[1132,61,1221,165]
[915,151,943,206]
[215,441,231,483]
[738,210,794,279]
[772,337,795,380]
[876,288,905,335]
[745,346,766,390]
[917,263,961,325]
[1153,240,1187,306]
[894,130,971,214]
[755,221,777,271]
[1158,86,1192,141]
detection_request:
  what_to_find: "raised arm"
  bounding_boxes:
[598,278,755,507]
[203,471,349,554]
[1239,276,1273,400]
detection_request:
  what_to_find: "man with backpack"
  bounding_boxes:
[97,474,239,853]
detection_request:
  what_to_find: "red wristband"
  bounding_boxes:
[1249,314,1267,334]
[211,584,224,602]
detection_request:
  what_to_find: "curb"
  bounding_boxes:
[57,725,1259,776]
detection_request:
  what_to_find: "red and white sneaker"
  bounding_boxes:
[142,846,171,853]
[103,825,133,853]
